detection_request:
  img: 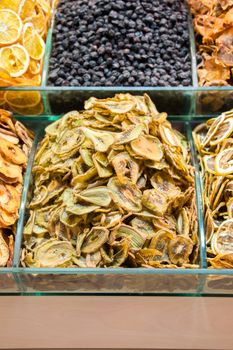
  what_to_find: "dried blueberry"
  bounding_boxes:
[48,0,192,87]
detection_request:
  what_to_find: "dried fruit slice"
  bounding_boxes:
[10,101,43,116]
[168,236,193,265]
[19,0,36,20]
[0,137,27,165]
[208,253,233,268]
[112,224,147,251]
[211,220,233,255]
[210,118,233,145]
[37,0,50,14]
[81,127,115,152]
[202,113,225,146]
[215,148,233,175]
[28,59,42,75]
[0,10,22,46]
[0,0,22,12]
[4,91,41,108]
[203,154,216,174]
[142,189,168,215]
[30,4,47,35]
[34,239,75,267]
[81,227,109,254]
[0,184,20,214]
[78,187,112,207]
[0,44,29,77]
[0,154,22,183]
[108,177,142,212]
[0,230,9,267]
[22,23,45,60]
[131,135,163,161]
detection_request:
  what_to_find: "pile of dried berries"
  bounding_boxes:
[193,109,233,268]
[22,94,198,268]
[0,0,56,87]
[48,0,192,87]
[189,0,233,86]
[0,109,34,267]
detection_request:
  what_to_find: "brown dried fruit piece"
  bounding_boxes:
[0,108,34,266]
[190,0,233,86]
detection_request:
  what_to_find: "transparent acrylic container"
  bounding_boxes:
[0,88,232,295]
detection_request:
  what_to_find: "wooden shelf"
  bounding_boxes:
[1,296,233,349]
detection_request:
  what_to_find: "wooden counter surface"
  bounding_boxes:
[1,296,232,349]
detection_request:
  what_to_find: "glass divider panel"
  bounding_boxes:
[188,12,198,88]
[13,128,43,267]
[41,28,53,89]
[186,122,206,294]
[186,123,207,268]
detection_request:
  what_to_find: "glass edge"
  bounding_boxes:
[1,267,233,275]
[13,131,42,267]
[186,124,207,269]
[12,267,233,275]
[0,86,233,92]
[188,11,198,88]
[41,28,53,89]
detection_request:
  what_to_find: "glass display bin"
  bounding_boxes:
[0,87,232,296]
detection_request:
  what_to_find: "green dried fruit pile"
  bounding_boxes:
[22,94,198,268]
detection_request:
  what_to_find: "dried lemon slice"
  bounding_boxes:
[4,91,41,108]
[0,9,22,46]
[202,113,225,147]
[215,148,233,175]
[211,219,233,255]
[22,23,45,60]
[203,154,216,174]
[0,44,29,77]
[210,117,233,145]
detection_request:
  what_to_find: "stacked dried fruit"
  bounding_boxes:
[0,0,55,87]
[193,109,233,268]
[22,94,198,268]
[0,109,34,266]
[189,0,233,86]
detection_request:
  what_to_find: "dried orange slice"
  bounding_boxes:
[19,0,36,21]
[36,0,50,15]
[30,5,47,35]
[0,10,22,46]
[0,44,29,77]
[28,59,41,75]
[10,102,44,116]
[0,0,22,12]
[22,23,45,60]
[4,91,41,108]
[215,148,233,175]
[210,117,233,145]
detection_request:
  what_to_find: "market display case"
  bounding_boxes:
[0,2,233,350]
[0,88,232,296]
